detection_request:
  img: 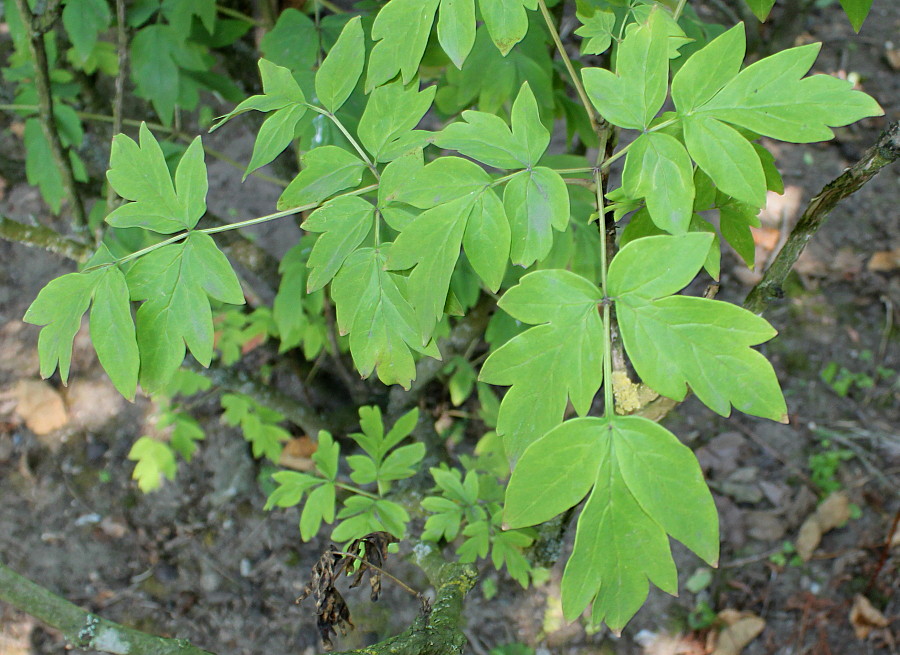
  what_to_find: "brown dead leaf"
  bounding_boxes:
[711,612,765,655]
[14,380,68,440]
[279,436,317,471]
[885,46,900,71]
[758,186,803,227]
[868,249,900,273]
[639,632,706,655]
[796,492,850,561]
[850,595,889,639]
[751,227,781,252]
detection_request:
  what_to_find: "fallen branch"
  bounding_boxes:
[0,559,214,655]
[744,121,900,315]
[0,216,92,261]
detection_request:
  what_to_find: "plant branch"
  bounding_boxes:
[744,120,900,315]
[331,551,422,598]
[13,0,88,233]
[536,0,602,137]
[106,0,128,214]
[0,216,92,261]
[0,559,214,655]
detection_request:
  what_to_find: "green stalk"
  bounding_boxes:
[305,104,380,180]
[595,168,615,418]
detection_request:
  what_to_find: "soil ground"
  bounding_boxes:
[1,2,898,654]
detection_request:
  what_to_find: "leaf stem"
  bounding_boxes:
[594,167,615,417]
[331,551,422,599]
[672,0,689,21]
[599,118,678,170]
[215,4,263,26]
[334,482,380,500]
[83,184,379,272]
[305,104,380,180]
[536,0,601,137]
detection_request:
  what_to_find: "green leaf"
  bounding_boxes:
[91,267,140,400]
[301,196,374,292]
[683,115,766,208]
[839,0,873,32]
[575,10,615,55]
[265,471,322,509]
[300,482,336,541]
[582,10,668,129]
[671,24,745,115]
[743,0,775,21]
[242,413,289,462]
[24,272,97,384]
[366,0,440,91]
[503,419,606,529]
[245,103,308,178]
[621,132,694,234]
[316,17,364,113]
[167,413,205,462]
[463,189,511,292]
[63,0,111,63]
[609,235,787,421]
[438,0,476,68]
[491,528,533,586]
[128,437,177,492]
[697,43,883,142]
[313,430,340,481]
[719,197,760,268]
[107,124,208,232]
[422,497,463,541]
[479,0,534,56]
[607,232,712,299]
[332,247,436,388]
[23,119,64,212]
[278,146,366,210]
[259,9,318,70]
[435,82,548,169]
[480,270,603,459]
[273,242,310,352]
[394,156,491,209]
[129,25,180,124]
[358,80,436,163]
[509,416,716,632]
[211,59,306,130]
[503,167,570,266]
[127,232,244,393]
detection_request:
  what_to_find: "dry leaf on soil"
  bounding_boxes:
[868,249,900,272]
[849,595,889,639]
[279,435,317,471]
[796,492,850,561]
[13,380,69,439]
[710,610,765,655]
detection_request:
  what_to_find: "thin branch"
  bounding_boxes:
[13,0,89,233]
[0,559,215,655]
[744,121,899,315]
[331,551,421,599]
[0,216,92,261]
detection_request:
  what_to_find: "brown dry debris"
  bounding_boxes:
[709,610,765,655]
[795,492,851,561]
[296,532,399,651]
[849,594,889,639]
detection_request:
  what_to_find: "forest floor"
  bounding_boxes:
[1,2,898,654]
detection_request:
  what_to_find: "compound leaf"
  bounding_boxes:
[574,9,615,55]
[366,0,439,91]
[128,437,177,493]
[316,16,364,113]
[671,24,745,115]
[504,167,570,266]
[301,196,374,292]
[90,267,140,400]
[480,270,603,459]
[621,132,694,234]
[582,10,668,130]
[278,146,366,210]
[211,59,305,130]
[609,235,787,421]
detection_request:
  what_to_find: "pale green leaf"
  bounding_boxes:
[358,80,436,163]
[91,267,140,400]
[313,430,340,480]
[479,0,534,56]
[278,146,365,210]
[265,471,322,509]
[366,0,440,91]
[698,43,884,142]
[683,115,766,208]
[128,437,177,493]
[438,0,476,68]
[245,103,307,178]
[621,132,694,234]
[480,270,603,458]
[671,24,745,114]
[301,196,374,292]
[582,10,669,129]
[503,167,570,267]
[607,233,713,299]
[316,16,364,113]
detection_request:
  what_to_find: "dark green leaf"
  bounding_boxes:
[316,17,365,113]
[301,196,374,292]
[278,146,366,210]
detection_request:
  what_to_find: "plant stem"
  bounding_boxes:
[536,0,601,137]
[107,0,128,214]
[215,4,263,26]
[13,0,88,234]
[672,0,689,21]
[83,184,379,273]
[305,104,379,179]
[314,0,345,14]
[334,482,380,500]
[595,168,615,418]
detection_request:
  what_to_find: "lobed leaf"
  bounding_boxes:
[503,167,570,267]
[621,132,694,234]
[315,17,365,113]
[301,196,374,292]
[278,146,366,210]
[366,0,439,91]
